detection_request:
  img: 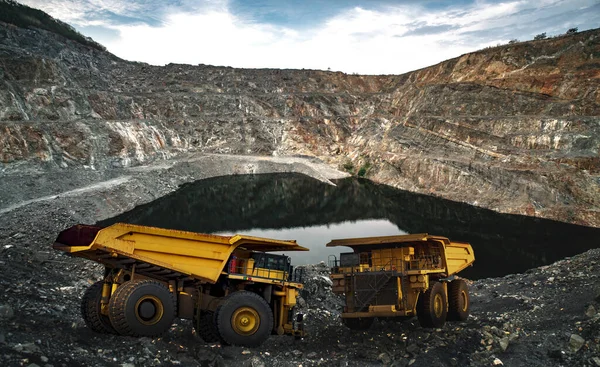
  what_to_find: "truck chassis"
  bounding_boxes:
[327,233,475,329]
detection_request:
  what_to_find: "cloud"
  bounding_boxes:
[16,0,600,74]
[19,0,141,25]
[18,0,222,26]
[401,23,460,37]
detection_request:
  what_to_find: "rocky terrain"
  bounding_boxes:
[0,2,599,366]
[1,1,599,226]
[1,213,599,367]
[0,153,598,367]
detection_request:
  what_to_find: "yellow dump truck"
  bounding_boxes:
[327,233,474,329]
[53,223,308,347]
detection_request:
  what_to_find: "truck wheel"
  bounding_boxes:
[216,291,273,347]
[194,310,221,343]
[447,279,470,321]
[108,280,176,337]
[342,317,374,330]
[417,282,447,328]
[81,281,117,334]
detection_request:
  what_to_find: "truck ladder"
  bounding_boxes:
[348,270,395,312]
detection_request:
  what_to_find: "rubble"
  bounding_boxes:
[1,231,598,366]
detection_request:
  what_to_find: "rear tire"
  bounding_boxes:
[216,291,273,347]
[194,310,221,343]
[108,280,176,337]
[417,282,447,328]
[342,317,374,330]
[81,281,117,334]
[447,279,470,321]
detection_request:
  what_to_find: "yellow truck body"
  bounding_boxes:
[327,233,474,330]
[53,223,308,347]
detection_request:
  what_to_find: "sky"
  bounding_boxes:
[18,0,600,75]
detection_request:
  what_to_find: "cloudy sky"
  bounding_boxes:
[18,0,600,74]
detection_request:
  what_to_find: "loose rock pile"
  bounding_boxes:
[0,245,599,366]
[0,168,598,367]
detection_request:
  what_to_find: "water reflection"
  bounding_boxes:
[215,219,406,265]
[99,173,600,279]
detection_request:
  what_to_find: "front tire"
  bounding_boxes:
[108,280,176,337]
[417,282,447,328]
[81,281,117,334]
[216,291,273,347]
[447,279,470,321]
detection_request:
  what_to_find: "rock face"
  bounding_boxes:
[1,12,599,226]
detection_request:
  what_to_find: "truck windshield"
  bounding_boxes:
[252,253,289,271]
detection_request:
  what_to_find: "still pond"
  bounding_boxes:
[99,173,600,280]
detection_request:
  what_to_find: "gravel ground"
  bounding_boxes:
[0,155,598,367]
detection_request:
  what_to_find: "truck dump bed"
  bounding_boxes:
[54,223,308,283]
[327,233,474,275]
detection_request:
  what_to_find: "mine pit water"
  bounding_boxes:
[99,173,600,280]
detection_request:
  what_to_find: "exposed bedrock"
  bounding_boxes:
[1,22,599,226]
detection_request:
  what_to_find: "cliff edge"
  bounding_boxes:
[0,1,598,226]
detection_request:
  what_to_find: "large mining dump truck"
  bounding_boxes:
[327,233,475,330]
[53,223,308,347]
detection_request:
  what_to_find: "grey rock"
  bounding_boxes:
[585,304,596,318]
[499,337,510,352]
[306,351,318,358]
[250,356,265,367]
[296,296,307,308]
[0,304,14,319]
[378,352,391,365]
[14,342,41,354]
[406,344,419,354]
[414,331,431,341]
[591,356,600,366]
[568,334,585,353]
[34,251,51,262]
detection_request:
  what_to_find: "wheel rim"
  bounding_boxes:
[231,307,260,336]
[460,290,468,312]
[135,295,164,325]
[433,294,444,318]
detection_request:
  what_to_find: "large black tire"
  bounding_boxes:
[342,317,374,330]
[216,291,273,347]
[81,281,117,334]
[417,282,447,328]
[108,280,176,337]
[447,279,470,321]
[194,310,221,343]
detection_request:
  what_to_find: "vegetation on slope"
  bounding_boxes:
[0,0,105,51]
